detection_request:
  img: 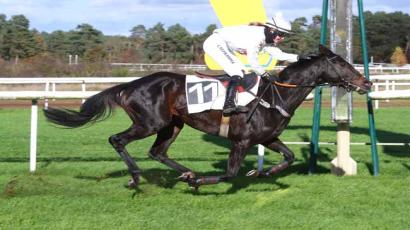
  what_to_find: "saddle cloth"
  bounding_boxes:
[185,74,260,114]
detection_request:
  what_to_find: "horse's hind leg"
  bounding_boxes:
[148,117,194,176]
[109,125,153,188]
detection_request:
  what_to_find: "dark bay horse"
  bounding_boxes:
[44,45,372,189]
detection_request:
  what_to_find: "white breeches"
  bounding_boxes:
[203,33,245,78]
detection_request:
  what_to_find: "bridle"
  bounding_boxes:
[271,55,360,92]
[323,55,363,92]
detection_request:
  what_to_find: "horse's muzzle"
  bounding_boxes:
[352,76,372,94]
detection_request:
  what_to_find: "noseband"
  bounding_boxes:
[325,56,363,92]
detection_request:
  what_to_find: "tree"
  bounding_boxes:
[130,25,146,39]
[0,14,6,57]
[32,29,46,54]
[364,11,410,62]
[1,15,40,63]
[45,30,70,58]
[164,24,193,63]
[281,17,308,54]
[281,17,320,56]
[129,25,146,62]
[406,38,410,62]
[67,23,104,58]
[105,35,142,62]
[83,45,107,63]
[390,46,407,66]
[144,23,167,63]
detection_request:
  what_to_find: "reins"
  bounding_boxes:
[273,81,325,88]
[271,56,350,89]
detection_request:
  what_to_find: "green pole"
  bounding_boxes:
[309,0,328,173]
[357,0,379,175]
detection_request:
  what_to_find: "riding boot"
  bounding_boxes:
[223,76,249,116]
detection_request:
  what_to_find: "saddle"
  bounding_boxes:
[195,72,258,93]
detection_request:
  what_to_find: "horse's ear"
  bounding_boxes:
[319,44,334,56]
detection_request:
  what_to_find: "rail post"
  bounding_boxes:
[30,99,38,172]
[358,0,379,175]
[309,0,328,173]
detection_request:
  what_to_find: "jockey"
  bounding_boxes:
[203,13,304,116]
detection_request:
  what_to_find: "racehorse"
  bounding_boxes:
[44,45,372,189]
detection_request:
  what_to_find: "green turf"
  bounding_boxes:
[0,106,409,229]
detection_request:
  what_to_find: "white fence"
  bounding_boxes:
[369,74,410,109]
[0,77,140,108]
[357,65,410,74]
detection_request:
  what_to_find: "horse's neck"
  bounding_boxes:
[280,85,314,114]
[275,60,324,114]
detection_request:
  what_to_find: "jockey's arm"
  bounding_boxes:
[263,46,298,63]
[246,44,266,76]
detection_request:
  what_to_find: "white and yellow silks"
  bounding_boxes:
[205,0,277,71]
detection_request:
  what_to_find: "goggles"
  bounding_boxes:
[272,30,288,38]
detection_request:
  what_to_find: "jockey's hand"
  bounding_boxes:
[298,54,318,60]
[261,72,277,82]
[261,72,271,80]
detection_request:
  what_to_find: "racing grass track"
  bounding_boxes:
[0,106,409,229]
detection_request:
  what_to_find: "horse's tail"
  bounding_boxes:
[44,83,128,128]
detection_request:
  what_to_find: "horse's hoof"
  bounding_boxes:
[188,179,200,191]
[190,186,199,191]
[246,169,259,177]
[128,178,138,189]
[177,171,196,181]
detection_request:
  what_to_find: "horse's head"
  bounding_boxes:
[318,45,372,94]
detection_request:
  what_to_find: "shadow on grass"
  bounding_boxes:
[72,155,330,195]
[75,169,129,181]
[402,163,410,171]
[71,130,333,194]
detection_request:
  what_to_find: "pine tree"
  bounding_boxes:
[165,24,193,63]
[144,23,166,63]
[1,15,40,63]
[67,23,103,58]
[45,30,70,58]
[0,14,6,59]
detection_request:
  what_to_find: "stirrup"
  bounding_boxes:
[223,106,236,116]
[235,105,249,113]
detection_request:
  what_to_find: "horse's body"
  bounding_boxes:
[44,46,372,189]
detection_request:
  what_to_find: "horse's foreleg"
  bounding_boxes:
[148,118,194,175]
[189,141,249,188]
[109,125,152,188]
[257,138,295,177]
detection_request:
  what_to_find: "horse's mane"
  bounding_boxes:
[279,55,323,79]
[288,55,321,69]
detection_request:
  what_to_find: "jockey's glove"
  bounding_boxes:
[298,54,312,60]
[261,72,270,79]
[298,54,318,60]
[261,72,277,82]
